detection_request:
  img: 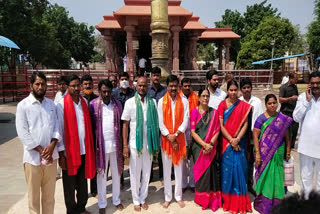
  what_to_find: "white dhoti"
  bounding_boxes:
[299,153,320,198]
[129,147,152,205]
[97,151,121,208]
[162,149,183,202]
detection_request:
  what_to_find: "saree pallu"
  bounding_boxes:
[218,100,252,213]
[254,113,292,214]
[192,108,221,212]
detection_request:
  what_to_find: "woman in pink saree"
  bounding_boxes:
[191,88,222,212]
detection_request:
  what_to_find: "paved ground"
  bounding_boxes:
[0,90,304,214]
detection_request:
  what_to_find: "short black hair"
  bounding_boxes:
[67,74,80,86]
[166,74,179,86]
[288,72,296,79]
[98,79,113,91]
[265,93,277,104]
[227,79,238,91]
[240,78,252,89]
[81,74,93,84]
[151,66,161,74]
[57,75,68,84]
[309,71,320,81]
[30,71,46,84]
[206,69,219,80]
[271,191,320,214]
[119,71,129,79]
[181,77,191,85]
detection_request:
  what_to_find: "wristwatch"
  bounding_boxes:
[174,132,179,137]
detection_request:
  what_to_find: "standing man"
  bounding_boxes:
[54,75,68,104]
[293,71,320,198]
[158,75,189,208]
[90,79,124,214]
[81,74,98,197]
[113,72,135,107]
[109,74,118,93]
[147,66,167,181]
[206,70,226,109]
[122,77,160,211]
[54,75,68,179]
[178,77,198,192]
[16,71,60,214]
[138,57,147,76]
[57,74,96,214]
[239,78,263,196]
[279,72,299,148]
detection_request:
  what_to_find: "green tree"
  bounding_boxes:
[197,43,216,69]
[307,0,320,70]
[243,0,280,36]
[237,17,297,69]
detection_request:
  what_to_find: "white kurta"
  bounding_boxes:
[157,95,189,202]
[97,102,121,208]
[121,95,156,205]
[293,92,320,196]
[208,88,227,110]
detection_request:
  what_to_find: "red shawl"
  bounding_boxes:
[217,100,252,155]
[64,94,96,178]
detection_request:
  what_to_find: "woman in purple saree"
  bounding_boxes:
[191,89,222,212]
[253,94,292,214]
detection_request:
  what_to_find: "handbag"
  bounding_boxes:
[283,156,294,186]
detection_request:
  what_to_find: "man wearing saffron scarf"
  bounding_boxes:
[158,74,189,208]
[121,77,160,212]
[80,74,99,197]
[89,79,124,214]
[179,77,198,193]
[57,74,96,214]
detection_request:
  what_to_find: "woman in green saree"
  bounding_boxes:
[253,94,292,214]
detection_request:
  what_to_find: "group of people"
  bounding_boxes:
[16,67,320,214]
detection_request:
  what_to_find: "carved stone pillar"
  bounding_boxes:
[168,37,173,72]
[218,40,223,70]
[104,35,116,72]
[224,39,231,70]
[191,36,199,70]
[124,25,135,77]
[171,25,181,74]
[151,0,170,78]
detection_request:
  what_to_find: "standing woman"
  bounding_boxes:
[218,80,252,214]
[253,94,292,214]
[191,88,221,212]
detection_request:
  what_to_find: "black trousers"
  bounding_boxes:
[90,174,97,194]
[247,144,254,188]
[62,155,88,214]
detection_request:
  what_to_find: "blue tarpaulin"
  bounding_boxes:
[252,53,306,65]
[0,35,20,49]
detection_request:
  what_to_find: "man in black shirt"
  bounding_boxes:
[279,72,299,148]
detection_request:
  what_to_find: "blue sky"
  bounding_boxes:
[50,0,315,34]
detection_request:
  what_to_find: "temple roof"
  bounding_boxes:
[96,15,121,31]
[199,28,241,40]
[183,16,206,30]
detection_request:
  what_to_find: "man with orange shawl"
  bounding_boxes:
[179,77,198,192]
[158,75,189,209]
[57,74,96,214]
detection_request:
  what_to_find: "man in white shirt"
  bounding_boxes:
[138,57,147,76]
[90,79,124,214]
[239,78,263,196]
[158,75,189,209]
[57,74,96,214]
[54,75,68,179]
[16,71,60,214]
[293,71,320,198]
[54,75,68,105]
[206,70,227,109]
[122,77,160,212]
